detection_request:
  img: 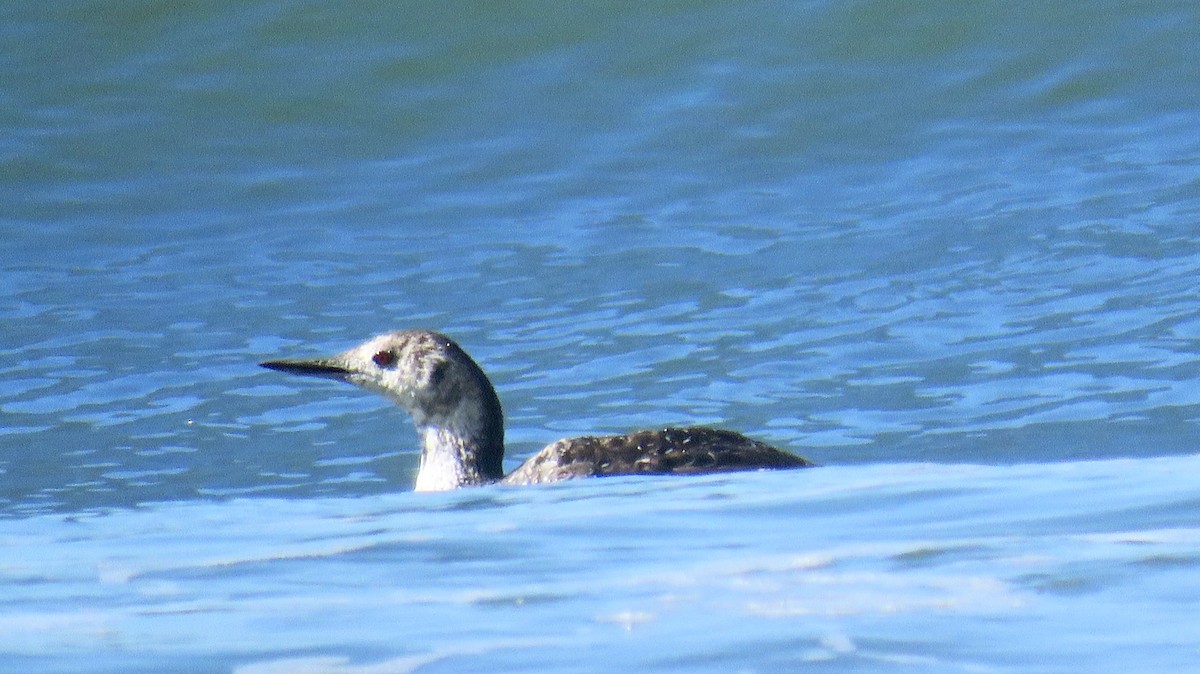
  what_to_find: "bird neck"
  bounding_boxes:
[405,350,507,492]
[412,420,505,492]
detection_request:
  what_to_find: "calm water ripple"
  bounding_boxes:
[3,1,1200,671]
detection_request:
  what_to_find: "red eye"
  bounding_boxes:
[372,350,395,367]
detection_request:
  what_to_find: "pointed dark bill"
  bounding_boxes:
[259,358,351,380]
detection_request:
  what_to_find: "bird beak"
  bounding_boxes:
[259,358,352,381]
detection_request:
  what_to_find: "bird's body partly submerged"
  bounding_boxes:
[260,330,813,491]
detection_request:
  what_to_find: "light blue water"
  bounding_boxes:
[3,1,1200,671]
[5,458,1200,673]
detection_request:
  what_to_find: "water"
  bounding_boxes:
[5,459,1200,673]
[3,0,1200,671]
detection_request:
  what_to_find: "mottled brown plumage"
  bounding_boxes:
[261,330,814,491]
[504,427,812,485]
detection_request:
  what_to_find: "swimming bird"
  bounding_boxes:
[260,330,814,491]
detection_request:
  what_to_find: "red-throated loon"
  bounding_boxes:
[260,330,814,491]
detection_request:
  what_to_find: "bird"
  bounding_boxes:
[260,330,814,491]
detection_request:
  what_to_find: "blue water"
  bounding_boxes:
[4,1,1200,671]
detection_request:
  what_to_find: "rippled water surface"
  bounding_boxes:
[3,1,1200,671]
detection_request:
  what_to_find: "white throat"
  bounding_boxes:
[413,427,474,492]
